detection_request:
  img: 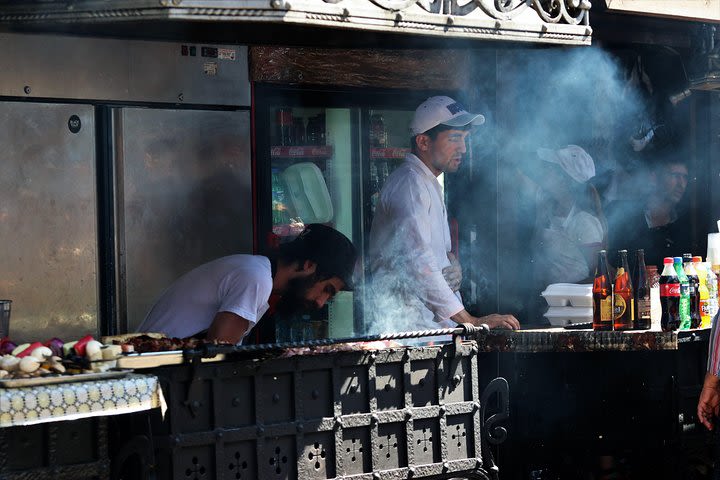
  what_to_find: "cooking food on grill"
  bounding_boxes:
[114,335,201,353]
[280,339,403,357]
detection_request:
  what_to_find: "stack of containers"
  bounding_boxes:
[541,283,593,327]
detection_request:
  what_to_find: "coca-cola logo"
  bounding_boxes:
[660,283,681,297]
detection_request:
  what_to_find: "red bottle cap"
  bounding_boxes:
[692,256,702,262]
[663,257,674,264]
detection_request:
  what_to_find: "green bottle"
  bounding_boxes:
[674,257,691,329]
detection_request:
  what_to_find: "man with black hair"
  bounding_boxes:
[137,224,357,344]
[608,156,694,267]
[367,96,519,333]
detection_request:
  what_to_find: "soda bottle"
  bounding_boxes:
[660,257,681,331]
[683,254,701,329]
[693,256,711,328]
[276,108,294,146]
[633,249,651,329]
[674,257,691,329]
[705,262,719,318]
[593,250,613,331]
[369,114,388,148]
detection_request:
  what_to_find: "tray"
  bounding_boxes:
[116,351,226,369]
[0,369,132,388]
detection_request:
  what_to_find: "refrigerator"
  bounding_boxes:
[113,107,253,333]
[255,86,450,340]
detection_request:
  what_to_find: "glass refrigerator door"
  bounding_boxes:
[268,105,359,340]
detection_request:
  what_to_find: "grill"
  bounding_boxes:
[115,326,509,480]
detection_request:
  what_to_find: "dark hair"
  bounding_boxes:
[276,224,357,289]
[410,124,472,155]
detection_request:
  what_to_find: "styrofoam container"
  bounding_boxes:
[544,306,593,326]
[281,162,334,223]
[540,283,593,307]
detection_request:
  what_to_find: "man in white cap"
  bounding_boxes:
[531,145,606,287]
[367,96,520,333]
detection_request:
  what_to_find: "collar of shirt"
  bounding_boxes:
[644,206,677,229]
[404,153,445,211]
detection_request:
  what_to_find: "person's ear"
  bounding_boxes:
[300,260,317,275]
[416,134,430,152]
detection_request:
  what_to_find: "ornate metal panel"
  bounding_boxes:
[145,340,508,479]
[0,0,591,45]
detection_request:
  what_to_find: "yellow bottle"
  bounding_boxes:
[693,256,711,328]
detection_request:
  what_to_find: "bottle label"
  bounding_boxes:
[660,284,680,297]
[612,294,626,320]
[600,296,613,322]
[637,298,651,320]
[701,300,710,316]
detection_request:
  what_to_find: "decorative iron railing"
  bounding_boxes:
[0,0,591,45]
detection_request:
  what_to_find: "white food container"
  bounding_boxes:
[281,162,334,223]
[543,306,593,327]
[540,283,593,307]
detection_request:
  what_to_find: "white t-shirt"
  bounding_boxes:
[137,255,273,340]
[533,200,604,285]
[367,153,463,332]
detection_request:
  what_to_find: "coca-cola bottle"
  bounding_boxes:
[613,249,634,330]
[660,257,681,331]
[633,249,651,330]
[682,253,701,329]
[593,250,613,331]
[276,108,294,146]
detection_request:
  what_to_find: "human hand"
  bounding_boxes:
[474,314,521,330]
[698,372,720,430]
[442,252,462,292]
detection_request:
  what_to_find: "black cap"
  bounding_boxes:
[289,224,357,291]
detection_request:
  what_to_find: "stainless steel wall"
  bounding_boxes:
[116,108,253,332]
[0,32,250,106]
[0,102,98,342]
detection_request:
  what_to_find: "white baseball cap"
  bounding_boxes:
[537,145,595,184]
[410,96,486,136]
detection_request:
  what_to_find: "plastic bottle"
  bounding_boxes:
[660,257,681,332]
[674,257,691,329]
[593,250,613,331]
[683,253,701,329]
[613,250,634,330]
[647,265,661,330]
[633,249,651,329]
[705,262,719,318]
[693,256,711,328]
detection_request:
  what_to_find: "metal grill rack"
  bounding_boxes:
[136,334,506,480]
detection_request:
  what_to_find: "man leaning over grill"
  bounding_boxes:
[137,224,357,344]
[367,96,519,334]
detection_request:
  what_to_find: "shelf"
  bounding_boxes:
[271,145,333,158]
[370,147,409,159]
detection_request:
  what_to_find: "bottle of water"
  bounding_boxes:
[705,262,719,318]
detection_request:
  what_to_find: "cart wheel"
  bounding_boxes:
[111,435,154,480]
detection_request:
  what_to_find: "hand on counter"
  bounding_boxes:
[697,372,720,431]
[451,309,520,330]
[476,314,521,330]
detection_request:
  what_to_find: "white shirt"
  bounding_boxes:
[534,199,604,285]
[368,153,463,332]
[137,255,273,340]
